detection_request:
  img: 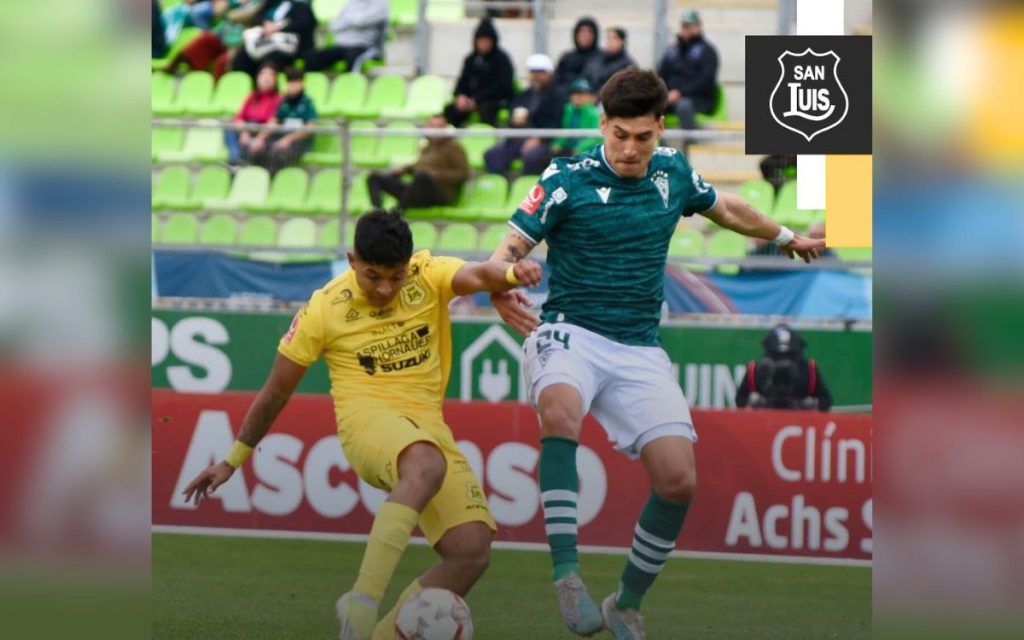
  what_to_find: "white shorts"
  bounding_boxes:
[523,321,696,459]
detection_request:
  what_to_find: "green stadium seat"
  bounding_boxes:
[205,166,271,211]
[463,123,496,171]
[313,0,347,24]
[437,223,478,252]
[773,180,797,218]
[199,214,239,245]
[346,172,371,215]
[737,179,775,215]
[278,217,318,248]
[480,223,510,250]
[152,72,177,116]
[319,218,341,250]
[772,181,815,229]
[187,166,231,209]
[350,121,383,168]
[668,228,705,258]
[304,120,343,166]
[303,71,331,112]
[695,84,729,126]
[246,167,310,214]
[409,221,438,250]
[835,247,872,263]
[707,229,748,274]
[205,71,252,116]
[300,169,342,215]
[152,126,184,162]
[458,174,508,223]
[506,175,539,210]
[238,216,278,246]
[345,74,406,119]
[380,75,448,120]
[371,121,419,167]
[390,0,418,27]
[426,0,465,20]
[172,71,216,115]
[160,213,199,244]
[156,120,228,163]
[152,26,202,71]
[152,167,190,211]
[322,73,369,118]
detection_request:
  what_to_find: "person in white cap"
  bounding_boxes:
[484,53,567,175]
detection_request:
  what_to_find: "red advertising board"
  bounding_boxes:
[153,390,872,561]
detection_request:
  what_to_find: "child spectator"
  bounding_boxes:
[550,78,602,158]
[247,67,317,173]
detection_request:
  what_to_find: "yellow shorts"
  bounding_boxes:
[337,405,496,546]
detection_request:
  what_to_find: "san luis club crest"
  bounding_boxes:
[769,48,849,142]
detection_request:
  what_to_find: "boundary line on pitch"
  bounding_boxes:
[152,525,872,568]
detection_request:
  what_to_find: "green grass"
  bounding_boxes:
[153,533,871,639]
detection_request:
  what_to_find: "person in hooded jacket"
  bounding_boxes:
[735,323,833,411]
[554,16,601,90]
[657,9,720,130]
[584,26,635,95]
[444,17,516,127]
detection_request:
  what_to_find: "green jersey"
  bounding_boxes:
[509,145,718,346]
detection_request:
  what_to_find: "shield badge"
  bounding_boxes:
[769,48,849,142]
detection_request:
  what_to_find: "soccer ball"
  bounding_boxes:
[395,588,474,640]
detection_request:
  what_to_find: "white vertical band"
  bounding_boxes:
[796,0,844,212]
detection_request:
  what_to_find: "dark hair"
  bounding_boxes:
[284,66,304,82]
[354,209,413,266]
[599,68,668,119]
[258,60,278,74]
[609,27,627,41]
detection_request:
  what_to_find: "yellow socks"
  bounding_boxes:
[353,502,419,602]
[371,579,425,640]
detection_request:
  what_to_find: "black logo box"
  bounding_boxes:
[745,35,872,155]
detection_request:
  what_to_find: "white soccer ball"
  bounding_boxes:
[395,588,474,640]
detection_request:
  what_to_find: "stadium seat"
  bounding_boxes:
[463,123,496,171]
[156,120,228,163]
[152,166,190,211]
[318,218,341,250]
[160,213,199,244]
[506,175,539,210]
[409,221,438,250]
[187,166,231,209]
[238,216,278,246]
[835,247,872,263]
[152,72,177,116]
[152,125,184,162]
[172,71,216,115]
[380,75,447,120]
[455,174,508,222]
[707,229,748,274]
[313,0,347,25]
[480,223,510,250]
[345,74,406,119]
[437,223,479,252]
[322,73,369,118]
[668,228,705,258]
[303,71,331,112]
[205,166,271,211]
[390,0,418,27]
[346,172,371,215]
[301,169,342,215]
[152,26,202,71]
[426,0,465,21]
[737,179,775,215]
[772,181,815,229]
[350,121,382,168]
[371,121,419,168]
[205,71,252,116]
[304,120,343,166]
[246,167,310,214]
[199,214,239,245]
[695,84,729,126]
[278,217,318,248]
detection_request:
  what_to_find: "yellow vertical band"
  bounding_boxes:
[825,154,873,247]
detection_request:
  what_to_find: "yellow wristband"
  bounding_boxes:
[505,264,520,286]
[225,440,253,469]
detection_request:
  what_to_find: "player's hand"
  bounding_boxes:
[513,259,543,287]
[783,236,825,263]
[182,461,235,506]
[491,290,538,336]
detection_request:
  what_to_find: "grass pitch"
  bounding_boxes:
[153,533,870,639]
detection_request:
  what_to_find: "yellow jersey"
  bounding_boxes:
[277,250,464,417]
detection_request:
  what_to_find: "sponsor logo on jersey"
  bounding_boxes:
[690,170,710,195]
[567,158,600,171]
[400,281,427,306]
[541,163,560,181]
[653,147,679,157]
[330,289,353,305]
[345,308,361,322]
[519,184,545,215]
[370,307,395,319]
[770,48,849,142]
[651,170,670,208]
[282,305,306,344]
[596,187,611,204]
[551,187,567,204]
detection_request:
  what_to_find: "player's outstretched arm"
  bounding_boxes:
[182,354,308,505]
[451,258,543,296]
[700,192,825,263]
[487,229,542,336]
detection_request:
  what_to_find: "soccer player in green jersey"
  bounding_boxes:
[489,68,825,639]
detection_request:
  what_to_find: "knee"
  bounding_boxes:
[456,532,492,576]
[654,469,697,504]
[398,442,446,496]
[538,399,581,439]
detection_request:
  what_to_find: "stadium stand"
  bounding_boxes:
[246,167,310,214]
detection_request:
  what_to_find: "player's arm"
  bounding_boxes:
[700,191,824,263]
[182,353,307,505]
[451,258,543,296]
[489,228,537,264]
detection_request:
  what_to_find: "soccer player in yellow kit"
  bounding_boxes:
[183,210,543,640]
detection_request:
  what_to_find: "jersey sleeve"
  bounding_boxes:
[678,155,719,217]
[508,161,570,244]
[277,291,326,366]
[421,253,466,306]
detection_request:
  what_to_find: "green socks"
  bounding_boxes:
[539,436,580,581]
[616,491,691,611]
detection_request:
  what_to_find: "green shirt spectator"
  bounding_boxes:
[552,78,602,156]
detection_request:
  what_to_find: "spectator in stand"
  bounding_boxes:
[483,54,565,176]
[160,0,262,78]
[736,323,833,411]
[225,62,283,167]
[554,16,601,90]
[153,0,168,58]
[657,9,719,130]
[366,115,470,211]
[304,0,388,73]
[760,154,797,193]
[550,78,602,158]
[585,27,635,95]
[231,0,317,79]
[444,18,516,127]
[247,67,317,173]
